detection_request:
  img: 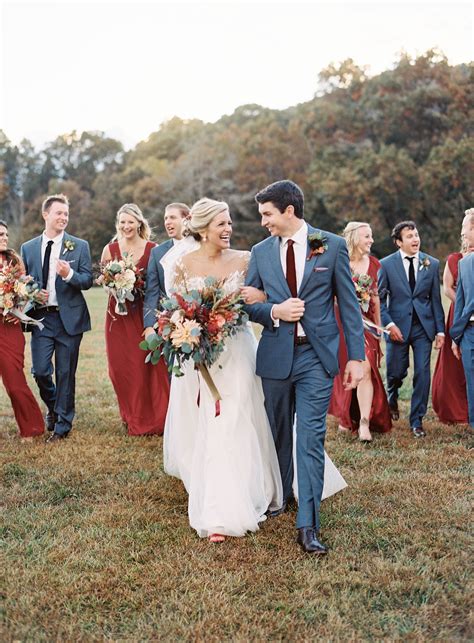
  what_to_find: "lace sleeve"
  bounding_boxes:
[173,259,187,290]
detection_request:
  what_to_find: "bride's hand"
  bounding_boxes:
[241,286,266,304]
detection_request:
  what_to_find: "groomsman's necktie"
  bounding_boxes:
[286,239,298,343]
[406,256,416,292]
[286,239,297,297]
[42,240,54,289]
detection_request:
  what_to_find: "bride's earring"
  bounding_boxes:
[201,235,207,242]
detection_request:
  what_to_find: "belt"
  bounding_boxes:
[38,305,60,312]
[295,336,309,345]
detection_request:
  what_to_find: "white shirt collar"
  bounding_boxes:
[281,221,308,247]
[399,249,419,261]
[42,231,64,246]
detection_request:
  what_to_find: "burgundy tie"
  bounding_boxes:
[286,239,298,343]
[286,239,297,297]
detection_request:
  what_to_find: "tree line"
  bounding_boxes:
[1,49,473,261]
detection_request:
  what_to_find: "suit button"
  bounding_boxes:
[289,330,294,335]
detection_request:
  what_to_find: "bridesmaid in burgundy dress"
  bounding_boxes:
[432,236,469,424]
[101,204,170,436]
[329,222,392,441]
[0,221,44,439]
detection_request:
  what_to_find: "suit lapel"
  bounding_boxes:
[33,236,43,277]
[298,225,318,295]
[413,255,428,295]
[270,236,291,297]
[394,252,411,295]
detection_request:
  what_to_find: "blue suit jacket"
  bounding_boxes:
[143,238,174,328]
[20,232,92,336]
[245,225,365,379]
[378,251,444,342]
[451,252,474,344]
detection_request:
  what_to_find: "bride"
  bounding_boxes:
[161,198,345,543]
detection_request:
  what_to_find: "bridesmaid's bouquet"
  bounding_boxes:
[352,272,374,313]
[0,261,45,327]
[96,254,145,315]
[140,277,249,414]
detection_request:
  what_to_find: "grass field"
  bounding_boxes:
[1,289,472,640]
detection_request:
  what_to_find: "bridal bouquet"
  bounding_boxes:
[96,254,145,315]
[140,276,249,414]
[0,261,46,327]
[352,272,374,313]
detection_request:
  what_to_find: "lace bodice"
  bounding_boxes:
[174,263,246,295]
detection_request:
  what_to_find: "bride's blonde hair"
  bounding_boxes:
[185,198,229,241]
[342,221,371,259]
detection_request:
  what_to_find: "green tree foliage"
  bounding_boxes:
[1,51,472,261]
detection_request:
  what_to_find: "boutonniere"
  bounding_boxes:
[63,239,75,255]
[307,232,328,260]
[419,255,430,271]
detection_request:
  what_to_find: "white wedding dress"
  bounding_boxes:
[162,240,346,539]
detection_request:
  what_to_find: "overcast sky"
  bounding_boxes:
[1,0,472,149]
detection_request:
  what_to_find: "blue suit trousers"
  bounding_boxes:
[31,311,83,435]
[262,344,333,531]
[461,325,474,427]
[386,319,432,428]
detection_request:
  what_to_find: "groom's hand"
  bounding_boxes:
[343,360,364,390]
[273,298,305,322]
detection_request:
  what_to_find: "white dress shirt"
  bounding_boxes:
[273,221,308,337]
[399,249,419,283]
[41,232,73,306]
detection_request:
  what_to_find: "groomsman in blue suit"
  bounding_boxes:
[245,180,365,554]
[451,210,474,427]
[378,221,445,438]
[143,202,190,338]
[21,194,92,442]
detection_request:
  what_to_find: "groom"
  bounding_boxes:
[245,180,365,554]
[21,194,92,442]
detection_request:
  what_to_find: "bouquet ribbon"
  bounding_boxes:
[362,318,390,336]
[8,308,44,330]
[197,364,222,417]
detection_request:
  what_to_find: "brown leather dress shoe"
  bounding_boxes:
[296,527,328,555]
[46,432,67,444]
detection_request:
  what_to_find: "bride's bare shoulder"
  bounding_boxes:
[226,249,250,270]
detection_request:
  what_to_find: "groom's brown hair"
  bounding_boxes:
[255,180,304,218]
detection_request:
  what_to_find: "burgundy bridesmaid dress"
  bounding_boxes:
[329,255,392,433]
[432,252,468,424]
[105,241,170,435]
[0,320,44,437]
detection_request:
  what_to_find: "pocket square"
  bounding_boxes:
[313,267,329,272]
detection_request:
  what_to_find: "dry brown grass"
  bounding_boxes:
[1,289,473,640]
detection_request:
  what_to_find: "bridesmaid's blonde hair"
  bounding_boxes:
[115,203,151,241]
[185,198,229,241]
[342,221,371,259]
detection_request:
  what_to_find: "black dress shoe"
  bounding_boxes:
[296,527,328,555]
[267,494,296,518]
[46,432,67,443]
[389,403,399,421]
[45,411,58,431]
[267,501,287,518]
[412,426,426,438]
